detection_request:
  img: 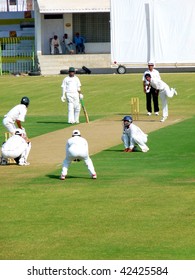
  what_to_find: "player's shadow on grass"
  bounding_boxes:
[46,174,91,180]
[104,149,123,152]
[37,121,68,124]
[104,149,142,153]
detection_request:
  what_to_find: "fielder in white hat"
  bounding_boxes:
[60,130,97,180]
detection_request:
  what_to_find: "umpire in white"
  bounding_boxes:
[60,130,97,180]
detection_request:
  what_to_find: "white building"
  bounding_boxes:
[0,0,33,12]
[34,0,111,55]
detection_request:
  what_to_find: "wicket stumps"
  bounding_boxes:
[3,132,15,164]
[131,97,139,120]
[4,132,11,142]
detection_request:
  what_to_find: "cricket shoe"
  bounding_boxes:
[155,112,159,116]
[142,147,149,153]
[160,116,167,122]
[92,174,97,179]
[147,112,152,116]
[0,157,7,165]
[19,161,30,166]
[60,174,66,180]
[18,157,30,166]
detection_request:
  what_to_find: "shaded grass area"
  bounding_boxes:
[0,117,195,260]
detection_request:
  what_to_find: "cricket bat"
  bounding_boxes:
[80,99,89,123]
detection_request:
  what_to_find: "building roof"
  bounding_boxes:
[36,0,110,13]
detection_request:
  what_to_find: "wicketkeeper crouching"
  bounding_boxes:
[1,129,31,166]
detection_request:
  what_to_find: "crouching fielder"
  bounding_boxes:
[121,116,149,153]
[1,129,31,166]
[60,129,97,180]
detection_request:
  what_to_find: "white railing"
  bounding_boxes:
[0,36,35,74]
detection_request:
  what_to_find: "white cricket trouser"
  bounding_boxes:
[65,44,74,53]
[2,117,16,134]
[67,96,81,123]
[51,45,62,54]
[62,144,96,176]
[2,142,31,161]
[122,134,149,151]
[160,86,174,118]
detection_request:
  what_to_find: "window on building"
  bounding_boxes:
[73,13,110,43]
[10,0,16,5]
[44,14,63,20]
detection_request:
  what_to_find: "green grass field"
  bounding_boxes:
[0,73,195,260]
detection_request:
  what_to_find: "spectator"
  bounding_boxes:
[63,33,74,54]
[50,35,62,55]
[74,32,85,54]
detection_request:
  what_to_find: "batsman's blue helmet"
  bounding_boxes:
[122,115,133,123]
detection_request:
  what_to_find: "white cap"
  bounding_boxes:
[148,60,155,66]
[72,129,81,136]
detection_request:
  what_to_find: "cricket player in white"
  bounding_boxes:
[1,129,31,166]
[2,96,30,134]
[121,116,149,153]
[144,73,177,122]
[61,67,82,124]
[60,130,97,180]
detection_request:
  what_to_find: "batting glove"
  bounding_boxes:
[21,127,26,134]
[61,96,66,102]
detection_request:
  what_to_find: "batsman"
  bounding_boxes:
[61,67,83,124]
